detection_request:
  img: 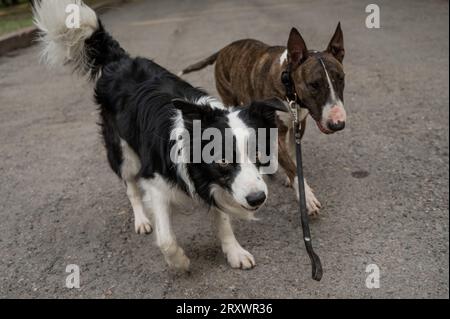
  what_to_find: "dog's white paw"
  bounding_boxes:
[134,217,153,235]
[164,245,190,272]
[305,186,321,216]
[293,177,322,216]
[223,244,256,270]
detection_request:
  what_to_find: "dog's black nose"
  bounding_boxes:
[327,120,346,132]
[246,192,266,208]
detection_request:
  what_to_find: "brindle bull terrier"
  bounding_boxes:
[180,24,347,215]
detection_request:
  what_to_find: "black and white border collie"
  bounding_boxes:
[33,0,287,271]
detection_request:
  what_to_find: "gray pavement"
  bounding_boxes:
[0,0,448,298]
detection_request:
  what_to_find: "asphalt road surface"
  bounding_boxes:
[0,0,448,298]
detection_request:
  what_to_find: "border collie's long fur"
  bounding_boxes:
[33,0,286,271]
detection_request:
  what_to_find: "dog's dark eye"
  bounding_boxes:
[309,82,320,91]
[334,73,345,83]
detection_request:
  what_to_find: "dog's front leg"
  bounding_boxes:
[282,120,321,215]
[296,178,322,216]
[140,179,190,272]
[213,209,255,270]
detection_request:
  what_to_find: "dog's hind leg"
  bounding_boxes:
[140,179,190,272]
[126,181,153,235]
[120,139,153,234]
[214,209,255,270]
[215,70,239,106]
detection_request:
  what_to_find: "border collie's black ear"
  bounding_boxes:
[249,97,288,114]
[248,97,288,125]
[287,27,308,67]
[172,98,211,117]
[326,22,345,63]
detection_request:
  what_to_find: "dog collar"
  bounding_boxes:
[281,52,327,112]
[281,62,309,110]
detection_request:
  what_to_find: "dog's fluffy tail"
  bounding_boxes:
[33,0,127,79]
[178,51,219,76]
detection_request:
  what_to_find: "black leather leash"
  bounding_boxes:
[281,64,323,281]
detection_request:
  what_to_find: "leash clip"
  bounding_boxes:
[287,94,302,144]
[287,94,298,123]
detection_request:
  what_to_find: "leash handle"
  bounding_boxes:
[294,121,323,281]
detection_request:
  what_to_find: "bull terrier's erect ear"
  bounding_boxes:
[326,22,345,63]
[287,27,308,67]
[251,97,289,113]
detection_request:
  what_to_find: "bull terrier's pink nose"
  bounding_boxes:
[330,105,345,119]
[327,105,346,131]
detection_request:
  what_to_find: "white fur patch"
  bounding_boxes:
[320,59,337,101]
[170,111,196,196]
[319,59,346,126]
[139,176,190,271]
[209,185,257,221]
[194,95,226,110]
[279,49,288,65]
[226,111,268,210]
[33,0,99,73]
